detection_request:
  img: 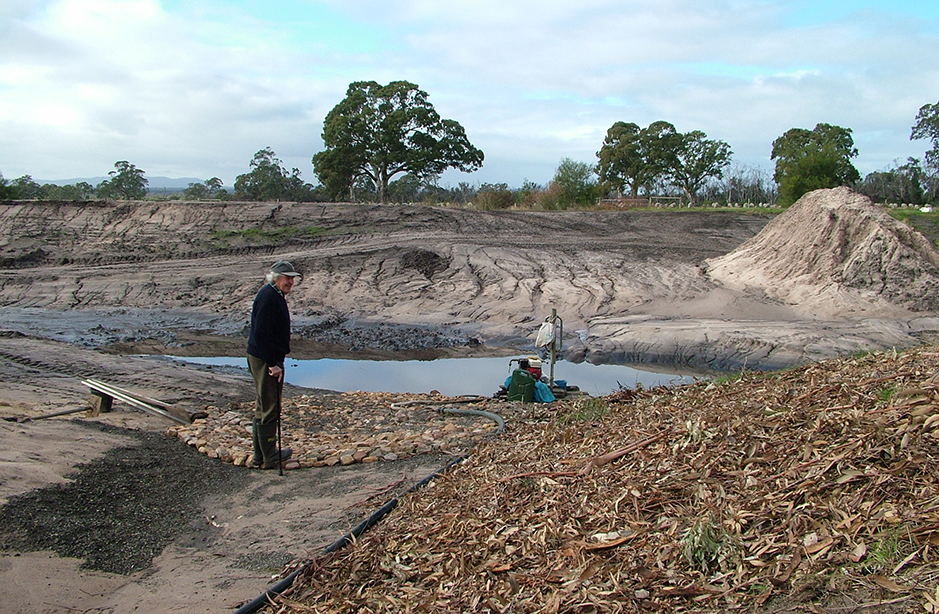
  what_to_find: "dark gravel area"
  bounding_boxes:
[0,420,252,575]
[296,316,482,353]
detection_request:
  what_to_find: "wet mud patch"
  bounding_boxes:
[296,316,481,354]
[401,248,449,279]
[0,420,251,575]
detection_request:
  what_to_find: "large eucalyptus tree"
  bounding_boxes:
[313,81,484,202]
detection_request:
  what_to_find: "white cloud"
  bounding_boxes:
[1,0,937,187]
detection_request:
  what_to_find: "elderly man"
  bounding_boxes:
[247,260,301,469]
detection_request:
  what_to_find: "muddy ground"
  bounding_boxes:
[0,332,463,614]
[1,194,938,613]
[2,197,933,371]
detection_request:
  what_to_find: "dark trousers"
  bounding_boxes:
[247,354,283,425]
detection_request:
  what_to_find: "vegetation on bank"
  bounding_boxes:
[886,208,939,247]
[3,86,939,211]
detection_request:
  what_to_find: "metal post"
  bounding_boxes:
[549,308,562,386]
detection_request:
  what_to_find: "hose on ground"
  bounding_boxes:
[439,406,505,436]
[231,460,462,614]
[230,404,504,614]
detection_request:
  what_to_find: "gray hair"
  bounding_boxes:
[265,271,279,285]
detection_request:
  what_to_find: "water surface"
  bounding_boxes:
[175,355,698,397]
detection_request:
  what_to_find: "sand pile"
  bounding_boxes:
[706,187,939,316]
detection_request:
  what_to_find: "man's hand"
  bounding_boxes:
[268,365,284,382]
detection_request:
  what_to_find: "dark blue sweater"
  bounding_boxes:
[246,283,291,368]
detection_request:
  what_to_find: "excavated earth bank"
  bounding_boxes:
[2,187,937,372]
[2,188,939,613]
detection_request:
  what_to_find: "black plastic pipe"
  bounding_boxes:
[230,413,495,614]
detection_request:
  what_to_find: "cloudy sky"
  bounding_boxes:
[2,0,938,188]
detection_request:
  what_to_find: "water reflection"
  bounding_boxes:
[173,355,698,397]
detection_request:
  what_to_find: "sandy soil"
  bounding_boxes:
[2,191,939,613]
[1,420,452,614]
[0,200,783,369]
[2,196,934,370]
[0,345,454,614]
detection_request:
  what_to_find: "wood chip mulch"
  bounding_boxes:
[258,344,939,613]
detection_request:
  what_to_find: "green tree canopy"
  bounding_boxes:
[235,148,318,202]
[597,121,642,197]
[47,182,96,200]
[96,161,149,200]
[10,175,42,199]
[857,157,934,205]
[551,158,598,208]
[386,174,422,202]
[771,123,860,206]
[0,172,17,199]
[670,130,732,205]
[912,100,939,171]
[596,120,681,198]
[0,176,96,201]
[185,177,226,200]
[312,80,484,203]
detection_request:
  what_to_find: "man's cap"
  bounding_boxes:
[271,260,302,277]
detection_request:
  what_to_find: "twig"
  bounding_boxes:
[579,432,669,475]
[824,595,913,611]
[499,470,578,482]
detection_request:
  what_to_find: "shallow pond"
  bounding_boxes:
[173,355,700,397]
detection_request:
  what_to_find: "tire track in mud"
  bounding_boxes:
[0,348,101,381]
[4,200,823,371]
[0,339,252,411]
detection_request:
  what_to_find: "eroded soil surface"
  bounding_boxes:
[3,195,936,375]
[2,193,939,613]
[0,200,775,367]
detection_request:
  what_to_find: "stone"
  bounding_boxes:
[166,391,503,471]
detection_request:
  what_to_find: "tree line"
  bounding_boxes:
[0,160,150,201]
[3,80,939,208]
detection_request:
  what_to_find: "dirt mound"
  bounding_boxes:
[2,198,937,370]
[706,187,939,315]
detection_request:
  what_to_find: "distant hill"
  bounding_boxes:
[37,176,227,193]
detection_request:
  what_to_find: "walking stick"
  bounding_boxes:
[277,414,284,476]
[277,377,284,477]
